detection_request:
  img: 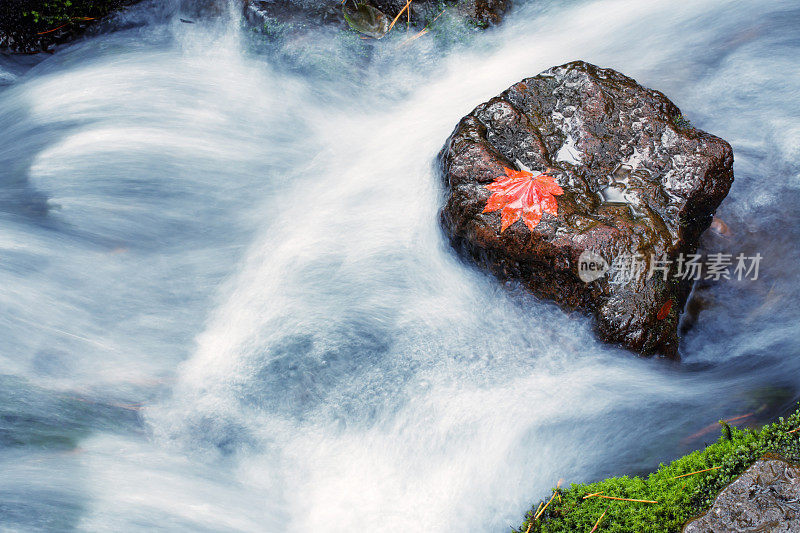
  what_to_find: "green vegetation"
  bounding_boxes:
[0,0,137,53]
[1,0,134,51]
[516,406,800,532]
[20,0,119,26]
[672,114,693,130]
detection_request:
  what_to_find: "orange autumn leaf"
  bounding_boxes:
[483,167,564,232]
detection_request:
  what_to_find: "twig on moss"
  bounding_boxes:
[588,510,606,532]
[582,491,604,499]
[534,480,562,520]
[524,502,544,533]
[669,466,722,480]
[585,495,658,504]
[788,426,800,434]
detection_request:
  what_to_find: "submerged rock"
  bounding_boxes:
[243,0,511,40]
[683,456,800,532]
[242,0,511,79]
[439,61,733,357]
[244,1,347,33]
[370,0,510,27]
[343,3,390,39]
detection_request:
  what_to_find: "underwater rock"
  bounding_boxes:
[439,61,734,357]
[370,0,510,27]
[455,0,510,26]
[243,1,347,33]
[683,456,800,532]
[243,0,510,40]
[343,2,390,39]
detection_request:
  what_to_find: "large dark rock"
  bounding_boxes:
[683,456,800,532]
[439,61,734,357]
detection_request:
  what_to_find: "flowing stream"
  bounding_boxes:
[1,0,799,530]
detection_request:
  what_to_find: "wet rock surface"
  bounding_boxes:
[370,0,510,27]
[439,61,734,357]
[683,456,800,532]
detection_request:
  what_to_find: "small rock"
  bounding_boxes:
[683,456,800,532]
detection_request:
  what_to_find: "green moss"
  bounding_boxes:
[13,0,130,31]
[2,0,136,52]
[23,0,90,25]
[672,114,693,130]
[516,406,800,532]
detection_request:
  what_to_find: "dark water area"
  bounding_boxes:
[1,0,799,530]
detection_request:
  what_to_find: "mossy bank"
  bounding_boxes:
[0,0,140,52]
[517,406,800,532]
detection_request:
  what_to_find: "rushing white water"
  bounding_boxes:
[1,0,799,530]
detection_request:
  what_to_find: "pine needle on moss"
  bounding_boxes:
[588,511,606,533]
[535,480,562,520]
[589,495,658,504]
[669,466,722,480]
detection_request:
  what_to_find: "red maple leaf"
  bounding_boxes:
[657,299,673,320]
[483,167,564,232]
